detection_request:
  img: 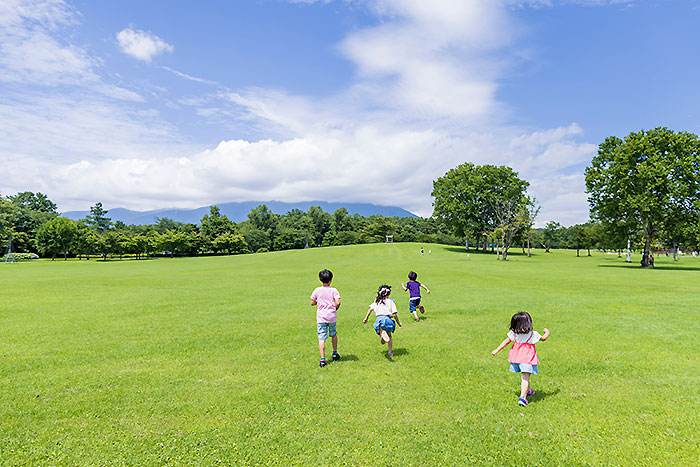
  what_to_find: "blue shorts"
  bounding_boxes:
[317,322,337,341]
[510,363,538,375]
[373,315,396,335]
[409,297,421,312]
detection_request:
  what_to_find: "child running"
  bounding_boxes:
[310,269,341,368]
[492,312,550,406]
[363,285,402,357]
[401,271,430,322]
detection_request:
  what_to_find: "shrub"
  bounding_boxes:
[2,252,39,261]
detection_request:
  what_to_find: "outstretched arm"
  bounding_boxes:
[401,282,407,291]
[421,283,430,293]
[392,312,402,327]
[491,337,512,355]
[540,328,550,341]
[363,308,372,324]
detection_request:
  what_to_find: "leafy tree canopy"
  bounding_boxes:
[585,127,700,267]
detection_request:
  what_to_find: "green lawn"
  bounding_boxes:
[1,244,698,465]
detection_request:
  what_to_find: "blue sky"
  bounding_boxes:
[1,0,699,225]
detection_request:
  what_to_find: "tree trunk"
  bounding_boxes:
[587,247,591,256]
[527,232,531,257]
[576,248,580,257]
[465,235,469,252]
[482,235,487,252]
[641,234,651,267]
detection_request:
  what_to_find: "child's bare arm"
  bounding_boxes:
[540,328,550,341]
[392,312,402,327]
[401,282,407,291]
[363,308,372,323]
[335,297,341,310]
[491,337,511,355]
[421,283,430,293]
[311,299,317,306]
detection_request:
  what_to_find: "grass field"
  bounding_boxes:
[1,244,698,466]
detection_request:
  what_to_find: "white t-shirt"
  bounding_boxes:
[507,330,542,344]
[369,298,398,317]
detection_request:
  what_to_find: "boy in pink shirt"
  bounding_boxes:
[310,269,341,368]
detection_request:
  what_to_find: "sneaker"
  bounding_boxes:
[387,351,394,357]
[527,389,535,397]
[518,398,528,407]
[319,359,326,368]
[332,351,340,361]
[415,317,420,322]
[419,305,425,314]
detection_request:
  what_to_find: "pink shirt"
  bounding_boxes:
[311,286,340,323]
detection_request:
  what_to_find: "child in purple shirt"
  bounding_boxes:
[401,271,430,322]
[310,269,341,368]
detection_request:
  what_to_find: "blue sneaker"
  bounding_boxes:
[332,351,340,361]
[319,359,326,368]
[518,398,529,407]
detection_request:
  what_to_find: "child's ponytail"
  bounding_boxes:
[375,285,392,304]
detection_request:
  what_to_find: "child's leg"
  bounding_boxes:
[380,328,389,344]
[331,334,338,353]
[387,333,393,355]
[412,311,419,321]
[520,372,531,399]
[318,340,326,360]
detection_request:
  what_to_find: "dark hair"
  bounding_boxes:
[375,285,392,304]
[408,271,417,281]
[319,269,333,284]
[510,312,533,334]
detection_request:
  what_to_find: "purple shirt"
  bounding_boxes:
[406,281,421,299]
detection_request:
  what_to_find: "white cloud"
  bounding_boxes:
[2,0,599,225]
[117,27,173,62]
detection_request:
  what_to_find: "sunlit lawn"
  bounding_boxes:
[0,244,698,465]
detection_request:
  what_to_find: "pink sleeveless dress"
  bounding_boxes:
[508,332,539,365]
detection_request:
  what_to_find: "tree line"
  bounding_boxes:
[0,197,461,260]
[430,127,700,266]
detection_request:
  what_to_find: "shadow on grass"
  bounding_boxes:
[518,388,560,403]
[442,246,537,258]
[598,263,700,272]
[383,347,409,362]
[337,354,359,362]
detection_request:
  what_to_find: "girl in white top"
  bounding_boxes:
[363,285,402,357]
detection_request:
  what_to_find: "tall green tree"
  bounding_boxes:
[200,206,233,240]
[84,202,112,233]
[541,221,563,252]
[432,163,530,252]
[585,127,700,267]
[36,217,78,260]
[9,192,57,213]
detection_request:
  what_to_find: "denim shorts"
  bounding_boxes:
[317,322,337,340]
[373,315,396,335]
[509,363,538,375]
[409,297,421,312]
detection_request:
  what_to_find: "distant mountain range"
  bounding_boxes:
[61,201,418,225]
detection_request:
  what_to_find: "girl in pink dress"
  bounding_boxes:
[492,312,550,406]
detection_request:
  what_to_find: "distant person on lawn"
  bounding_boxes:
[363,285,402,357]
[401,271,430,322]
[310,269,341,368]
[491,312,550,407]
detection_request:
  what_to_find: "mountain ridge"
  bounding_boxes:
[61,200,419,225]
